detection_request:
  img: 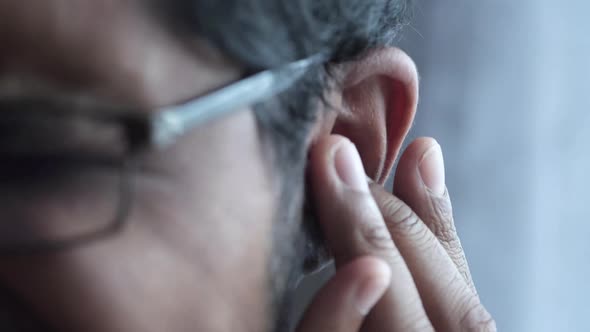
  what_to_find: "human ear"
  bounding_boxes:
[299,47,419,275]
[313,47,419,184]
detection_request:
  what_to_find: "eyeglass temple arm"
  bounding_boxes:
[148,54,326,149]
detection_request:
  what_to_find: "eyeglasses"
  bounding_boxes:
[0,54,326,254]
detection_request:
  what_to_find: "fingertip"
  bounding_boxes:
[309,134,350,167]
[354,257,391,315]
[418,142,445,197]
[360,256,392,284]
[394,137,443,199]
[308,134,350,190]
[295,256,391,332]
[397,137,440,172]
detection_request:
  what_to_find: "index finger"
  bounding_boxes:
[309,135,433,331]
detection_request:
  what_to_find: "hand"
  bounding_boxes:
[296,136,495,332]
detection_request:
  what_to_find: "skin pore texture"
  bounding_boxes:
[0,1,279,331]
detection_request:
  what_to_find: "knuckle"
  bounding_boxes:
[453,255,469,273]
[432,194,454,221]
[378,194,407,221]
[411,225,439,254]
[425,196,456,240]
[330,189,403,263]
[444,241,467,263]
[358,221,396,255]
[427,211,454,239]
[433,223,457,244]
[459,299,497,332]
[378,195,442,253]
[380,197,422,235]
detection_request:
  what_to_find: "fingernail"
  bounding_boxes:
[334,141,369,192]
[355,260,391,315]
[418,143,446,196]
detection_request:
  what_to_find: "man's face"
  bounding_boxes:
[0,1,285,331]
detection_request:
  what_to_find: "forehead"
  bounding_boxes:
[0,1,147,69]
[0,1,241,107]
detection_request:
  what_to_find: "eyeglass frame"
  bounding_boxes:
[0,53,328,254]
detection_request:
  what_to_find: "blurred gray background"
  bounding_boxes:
[294,1,590,331]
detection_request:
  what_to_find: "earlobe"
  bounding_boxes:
[328,48,419,184]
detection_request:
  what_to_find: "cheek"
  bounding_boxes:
[0,111,277,331]
[0,179,275,332]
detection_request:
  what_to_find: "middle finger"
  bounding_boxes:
[370,184,493,331]
[394,138,476,291]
